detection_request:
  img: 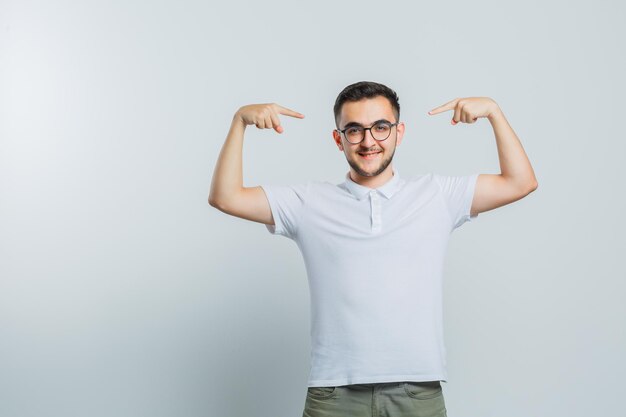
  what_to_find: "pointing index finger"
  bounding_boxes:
[428,98,459,115]
[274,103,305,119]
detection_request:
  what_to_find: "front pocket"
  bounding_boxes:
[307,386,337,399]
[403,381,442,399]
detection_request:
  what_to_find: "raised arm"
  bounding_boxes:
[428,97,538,217]
[208,103,305,225]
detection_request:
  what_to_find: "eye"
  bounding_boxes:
[374,123,390,131]
[346,127,362,135]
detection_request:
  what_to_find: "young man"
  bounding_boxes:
[209,81,538,417]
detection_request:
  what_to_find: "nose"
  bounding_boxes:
[361,128,377,146]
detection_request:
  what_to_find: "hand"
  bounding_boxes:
[236,103,305,134]
[427,97,499,125]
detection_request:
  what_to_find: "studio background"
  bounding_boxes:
[1,1,624,416]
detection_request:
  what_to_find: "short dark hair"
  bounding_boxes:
[333,81,400,128]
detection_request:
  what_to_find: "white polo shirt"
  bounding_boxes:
[260,166,479,387]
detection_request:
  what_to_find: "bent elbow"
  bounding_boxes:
[526,180,538,194]
[208,196,221,208]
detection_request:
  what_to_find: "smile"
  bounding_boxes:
[358,151,382,159]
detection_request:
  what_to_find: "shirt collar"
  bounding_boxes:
[342,166,403,200]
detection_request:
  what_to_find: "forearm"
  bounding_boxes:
[208,114,246,207]
[488,107,538,191]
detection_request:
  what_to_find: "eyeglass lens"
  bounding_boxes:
[345,122,393,144]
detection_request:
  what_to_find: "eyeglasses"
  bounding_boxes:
[336,121,399,144]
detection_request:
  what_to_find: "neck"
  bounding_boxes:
[349,164,395,189]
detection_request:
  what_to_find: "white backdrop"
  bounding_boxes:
[1,1,625,416]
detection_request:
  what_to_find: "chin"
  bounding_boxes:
[362,166,383,176]
[345,150,394,178]
[351,162,388,177]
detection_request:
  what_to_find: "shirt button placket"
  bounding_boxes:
[370,190,381,233]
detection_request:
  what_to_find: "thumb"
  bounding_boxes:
[274,125,284,134]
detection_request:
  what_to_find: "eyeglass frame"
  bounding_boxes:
[335,120,400,144]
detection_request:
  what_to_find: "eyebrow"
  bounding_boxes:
[341,119,392,130]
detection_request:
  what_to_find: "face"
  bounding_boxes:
[333,96,405,178]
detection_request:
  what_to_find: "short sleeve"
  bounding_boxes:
[259,182,310,239]
[433,173,479,230]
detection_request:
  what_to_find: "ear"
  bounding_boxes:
[332,129,344,151]
[395,122,405,146]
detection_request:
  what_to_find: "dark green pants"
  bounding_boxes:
[303,381,447,417]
